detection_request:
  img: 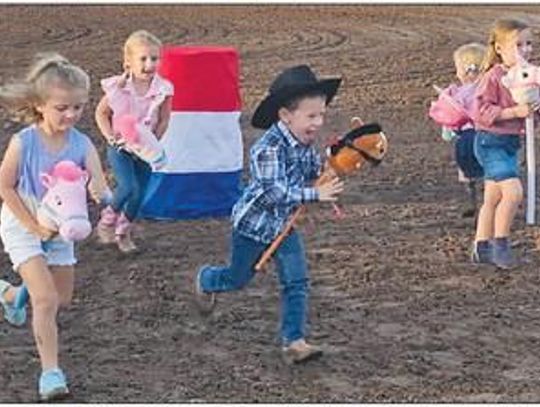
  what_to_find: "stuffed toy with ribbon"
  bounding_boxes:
[255,117,389,272]
[325,117,388,176]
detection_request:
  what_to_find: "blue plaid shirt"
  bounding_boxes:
[232,121,322,244]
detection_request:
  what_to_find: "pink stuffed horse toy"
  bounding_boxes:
[37,160,92,241]
[428,84,472,130]
[115,114,167,170]
[15,161,94,309]
[501,54,540,225]
[501,54,540,104]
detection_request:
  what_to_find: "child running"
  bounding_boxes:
[194,65,344,364]
[471,18,539,268]
[0,53,110,400]
[95,30,173,252]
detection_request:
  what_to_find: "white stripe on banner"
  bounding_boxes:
[160,111,243,173]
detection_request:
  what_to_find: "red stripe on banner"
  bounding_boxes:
[159,46,242,112]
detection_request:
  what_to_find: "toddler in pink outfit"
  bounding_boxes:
[95,30,173,253]
[431,43,485,218]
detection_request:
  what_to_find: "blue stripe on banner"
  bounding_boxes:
[140,170,242,220]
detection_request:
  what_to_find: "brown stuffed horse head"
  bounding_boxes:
[326,117,388,176]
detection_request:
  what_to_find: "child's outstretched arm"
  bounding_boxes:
[154,95,172,139]
[0,136,56,240]
[95,95,116,145]
[85,143,112,204]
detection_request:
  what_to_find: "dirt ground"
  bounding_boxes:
[3,4,540,403]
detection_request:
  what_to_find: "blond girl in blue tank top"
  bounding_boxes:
[0,53,110,401]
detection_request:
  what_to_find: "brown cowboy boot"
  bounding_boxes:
[115,213,138,253]
[96,205,118,244]
[282,339,323,364]
[193,270,216,314]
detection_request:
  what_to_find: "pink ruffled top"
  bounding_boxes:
[101,73,174,132]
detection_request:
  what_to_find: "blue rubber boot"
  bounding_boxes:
[471,240,494,265]
[492,237,516,270]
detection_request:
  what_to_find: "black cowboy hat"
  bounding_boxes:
[251,65,342,129]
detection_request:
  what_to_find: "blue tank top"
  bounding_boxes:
[16,125,90,200]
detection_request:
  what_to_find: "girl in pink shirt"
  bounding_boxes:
[95,30,173,252]
[471,19,540,269]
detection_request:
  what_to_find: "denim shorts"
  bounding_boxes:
[0,203,76,272]
[455,129,484,179]
[473,131,521,181]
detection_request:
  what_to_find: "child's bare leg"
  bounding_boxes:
[494,178,523,238]
[475,181,501,241]
[19,256,60,371]
[488,178,523,269]
[50,265,75,308]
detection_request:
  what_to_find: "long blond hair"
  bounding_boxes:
[481,18,530,73]
[0,52,89,123]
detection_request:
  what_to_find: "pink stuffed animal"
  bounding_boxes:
[501,55,540,104]
[37,160,92,242]
[115,114,167,170]
[502,54,540,225]
[428,84,472,130]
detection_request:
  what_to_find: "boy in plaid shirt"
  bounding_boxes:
[195,65,344,363]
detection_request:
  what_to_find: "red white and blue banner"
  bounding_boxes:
[141,46,243,219]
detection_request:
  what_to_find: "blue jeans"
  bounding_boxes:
[199,229,309,345]
[107,146,152,221]
[455,129,483,179]
[473,131,520,181]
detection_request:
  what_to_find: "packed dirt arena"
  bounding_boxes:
[3,4,540,402]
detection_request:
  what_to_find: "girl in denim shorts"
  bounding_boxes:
[0,53,110,400]
[471,18,540,269]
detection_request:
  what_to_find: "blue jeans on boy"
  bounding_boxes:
[107,146,152,221]
[199,229,309,345]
